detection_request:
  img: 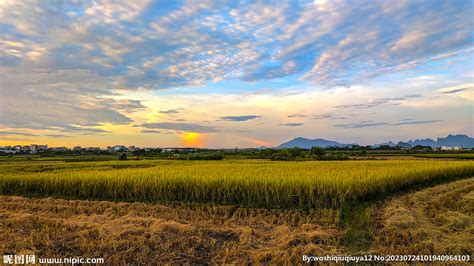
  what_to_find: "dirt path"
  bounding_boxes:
[370,177,474,257]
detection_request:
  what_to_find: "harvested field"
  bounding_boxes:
[371,177,474,258]
[0,196,341,264]
[1,178,473,264]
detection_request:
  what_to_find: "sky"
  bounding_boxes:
[0,0,473,148]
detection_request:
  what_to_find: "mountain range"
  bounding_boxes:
[277,134,474,149]
[277,137,355,149]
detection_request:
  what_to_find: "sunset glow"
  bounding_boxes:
[179,132,206,148]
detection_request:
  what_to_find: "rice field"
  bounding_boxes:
[1,160,473,209]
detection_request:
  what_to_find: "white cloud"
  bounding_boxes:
[84,0,151,24]
[0,68,144,133]
[2,0,471,89]
[0,0,472,145]
[437,84,474,102]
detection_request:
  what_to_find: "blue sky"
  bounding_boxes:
[0,0,473,148]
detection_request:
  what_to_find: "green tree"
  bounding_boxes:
[411,145,433,152]
[132,149,147,157]
[259,148,274,158]
[289,147,302,158]
[310,146,326,160]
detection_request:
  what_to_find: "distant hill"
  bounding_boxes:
[277,134,474,149]
[406,138,437,147]
[435,134,474,148]
[277,137,354,149]
[399,134,473,148]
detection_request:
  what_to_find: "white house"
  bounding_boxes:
[439,146,462,151]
